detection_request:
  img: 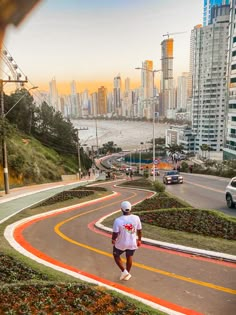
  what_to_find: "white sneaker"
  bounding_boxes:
[120,269,131,281]
[123,273,131,281]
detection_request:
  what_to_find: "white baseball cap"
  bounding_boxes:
[121,201,132,212]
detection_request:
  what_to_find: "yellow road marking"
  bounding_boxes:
[54,198,236,295]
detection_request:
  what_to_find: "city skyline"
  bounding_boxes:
[3,0,202,93]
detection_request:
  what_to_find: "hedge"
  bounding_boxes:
[137,208,236,240]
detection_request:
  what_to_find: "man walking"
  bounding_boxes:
[112,201,142,281]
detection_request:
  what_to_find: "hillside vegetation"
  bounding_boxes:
[0,89,92,189]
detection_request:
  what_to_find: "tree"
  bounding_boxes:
[98,141,122,155]
[5,88,36,135]
[200,144,210,159]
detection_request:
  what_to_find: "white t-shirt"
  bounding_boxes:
[113,214,142,250]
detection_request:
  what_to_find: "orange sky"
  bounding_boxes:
[36,80,141,94]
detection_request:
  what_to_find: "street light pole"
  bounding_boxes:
[139,142,143,174]
[135,66,161,182]
[4,86,38,117]
[0,78,29,194]
[76,126,88,180]
[0,80,9,193]
[76,129,81,179]
[152,98,156,181]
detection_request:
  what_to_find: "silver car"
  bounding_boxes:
[163,170,183,185]
[225,177,236,208]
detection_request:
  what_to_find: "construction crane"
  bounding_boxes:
[163,32,187,39]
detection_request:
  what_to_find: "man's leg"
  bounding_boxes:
[113,255,125,271]
[113,247,125,271]
[126,255,133,272]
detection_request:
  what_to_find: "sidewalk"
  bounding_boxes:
[0,178,93,224]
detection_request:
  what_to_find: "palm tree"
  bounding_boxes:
[200,144,209,159]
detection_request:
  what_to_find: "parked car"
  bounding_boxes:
[151,169,160,176]
[163,170,183,185]
[225,177,236,208]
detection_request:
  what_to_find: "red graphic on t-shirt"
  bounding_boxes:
[123,223,135,234]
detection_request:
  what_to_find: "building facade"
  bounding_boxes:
[97,86,107,115]
[113,74,121,116]
[191,6,230,153]
[203,0,230,26]
[224,0,236,159]
[160,38,175,118]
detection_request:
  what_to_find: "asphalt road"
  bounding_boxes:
[156,172,236,217]
[12,180,236,315]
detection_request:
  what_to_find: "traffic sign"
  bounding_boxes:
[153,159,158,165]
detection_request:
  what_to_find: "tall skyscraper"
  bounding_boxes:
[90,92,98,117]
[160,38,175,117]
[192,5,230,153]
[49,77,59,111]
[141,60,153,100]
[97,86,107,115]
[122,77,133,117]
[113,74,121,116]
[70,80,79,118]
[177,72,189,110]
[81,89,90,117]
[223,0,236,160]
[203,0,230,26]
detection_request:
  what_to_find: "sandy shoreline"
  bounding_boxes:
[72,119,169,150]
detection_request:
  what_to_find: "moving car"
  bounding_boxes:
[163,170,183,185]
[225,177,236,208]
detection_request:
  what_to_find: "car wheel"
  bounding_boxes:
[226,194,235,209]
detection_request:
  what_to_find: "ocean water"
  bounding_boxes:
[72,119,169,150]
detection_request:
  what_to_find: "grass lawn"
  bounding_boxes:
[103,213,236,255]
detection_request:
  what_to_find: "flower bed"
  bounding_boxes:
[0,282,157,314]
[133,194,187,211]
[0,253,160,315]
[35,190,94,207]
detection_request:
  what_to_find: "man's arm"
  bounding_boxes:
[137,229,142,247]
[112,232,119,245]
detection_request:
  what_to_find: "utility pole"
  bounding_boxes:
[0,77,28,194]
[76,127,88,179]
[95,118,99,154]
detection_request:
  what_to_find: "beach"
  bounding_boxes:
[72,119,169,150]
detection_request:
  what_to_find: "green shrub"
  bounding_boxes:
[119,178,153,189]
[152,180,165,193]
[137,208,236,240]
[180,161,189,172]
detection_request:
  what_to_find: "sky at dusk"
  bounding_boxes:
[3,0,202,94]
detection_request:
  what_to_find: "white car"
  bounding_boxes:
[225,177,236,208]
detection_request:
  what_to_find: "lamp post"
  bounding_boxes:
[75,127,88,179]
[135,66,161,181]
[76,129,81,179]
[5,86,38,117]
[0,84,37,194]
[139,142,143,174]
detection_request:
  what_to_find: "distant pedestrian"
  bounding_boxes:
[189,165,193,173]
[88,170,91,178]
[129,169,133,180]
[112,201,142,281]
[126,168,129,179]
